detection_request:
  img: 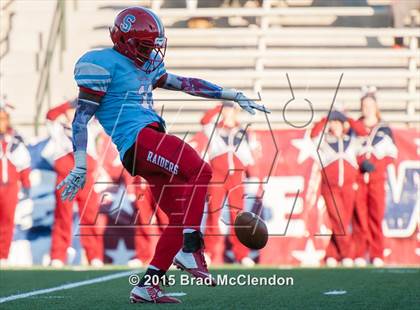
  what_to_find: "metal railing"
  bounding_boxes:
[33,0,66,135]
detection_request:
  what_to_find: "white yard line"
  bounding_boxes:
[323,290,347,295]
[0,270,133,304]
[165,292,187,297]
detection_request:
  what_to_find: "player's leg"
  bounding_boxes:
[133,181,160,264]
[0,186,18,261]
[204,181,227,265]
[125,127,212,229]
[226,182,250,264]
[126,127,214,303]
[367,179,386,264]
[50,174,74,265]
[144,179,183,271]
[154,197,169,232]
[130,173,209,303]
[352,180,369,266]
[76,173,103,266]
[147,172,214,283]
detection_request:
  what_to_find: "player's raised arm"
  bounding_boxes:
[56,91,101,201]
[157,72,270,115]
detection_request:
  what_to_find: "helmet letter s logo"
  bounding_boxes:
[121,14,136,33]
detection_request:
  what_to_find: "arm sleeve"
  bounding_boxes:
[72,53,109,159]
[160,72,224,99]
[72,99,99,154]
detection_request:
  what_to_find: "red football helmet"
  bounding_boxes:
[110,7,167,73]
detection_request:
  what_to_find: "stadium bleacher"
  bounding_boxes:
[0,0,418,137]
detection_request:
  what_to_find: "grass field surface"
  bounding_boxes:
[1,266,419,309]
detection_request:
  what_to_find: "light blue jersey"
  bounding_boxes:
[74,48,166,159]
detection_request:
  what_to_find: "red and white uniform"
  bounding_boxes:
[311,118,366,261]
[0,129,31,259]
[201,106,254,264]
[353,121,397,260]
[43,101,103,264]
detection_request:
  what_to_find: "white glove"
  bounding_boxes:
[222,89,270,115]
[56,151,87,201]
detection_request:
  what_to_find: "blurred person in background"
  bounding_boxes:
[43,101,103,267]
[352,87,398,267]
[0,101,31,267]
[311,109,367,267]
[202,102,255,266]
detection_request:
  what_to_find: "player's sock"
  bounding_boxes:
[138,266,166,287]
[182,230,204,253]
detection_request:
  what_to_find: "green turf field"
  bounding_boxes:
[0,267,419,309]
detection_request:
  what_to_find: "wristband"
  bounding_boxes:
[74,150,87,169]
[221,88,239,101]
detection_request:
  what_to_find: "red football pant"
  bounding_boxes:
[353,177,386,259]
[51,154,103,263]
[205,171,249,264]
[0,184,18,259]
[321,183,355,260]
[132,180,168,264]
[129,127,212,271]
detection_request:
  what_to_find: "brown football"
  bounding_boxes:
[234,211,268,250]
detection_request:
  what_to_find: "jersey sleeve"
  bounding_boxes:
[74,51,113,96]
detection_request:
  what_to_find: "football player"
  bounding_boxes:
[57,7,269,303]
